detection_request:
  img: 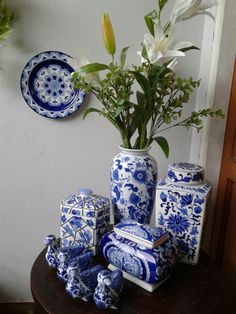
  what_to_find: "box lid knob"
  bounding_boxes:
[78,188,93,197]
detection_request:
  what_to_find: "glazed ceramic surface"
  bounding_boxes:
[66,263,104,302]
[110,147,157,224]
[155,162,212,265]
[57,245,85,281]
[60,189,110,255]
[100,231,178,285]
[114,220,169,249]
[167,162,204,185]
[44,234,59,268]
[20,51,86,118]
[93,269,123,309]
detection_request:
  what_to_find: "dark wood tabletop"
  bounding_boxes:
[31,248,227,314]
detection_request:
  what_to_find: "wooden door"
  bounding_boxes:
[211,59,236,304]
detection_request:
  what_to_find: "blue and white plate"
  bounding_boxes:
[20,51,86,119]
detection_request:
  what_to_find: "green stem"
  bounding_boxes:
[121,131,131,148]
[139,124,147,149]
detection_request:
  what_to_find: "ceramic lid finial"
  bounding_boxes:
[78,188,93,197]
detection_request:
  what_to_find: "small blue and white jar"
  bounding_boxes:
[110,146,157,224]
[155,162,212,265]
[60,189,110,255]
[100,230,178,292]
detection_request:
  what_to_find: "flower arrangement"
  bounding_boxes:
[0,0,13,44]
[72,0,223,157]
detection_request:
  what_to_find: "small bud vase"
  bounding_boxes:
[110,146,157,224]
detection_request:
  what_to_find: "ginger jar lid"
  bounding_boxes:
[167,162,204,185]
[113,220,169,249]
[61,188,110,210]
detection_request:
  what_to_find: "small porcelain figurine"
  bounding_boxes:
[70,251,93,272]
[67,244,85,260]
[44,234,59,268]
[66,262,83,298]
[66,263,104,301]
[57,248,70,281]
[93,269,123,309]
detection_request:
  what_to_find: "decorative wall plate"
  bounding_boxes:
[20,51,86,118]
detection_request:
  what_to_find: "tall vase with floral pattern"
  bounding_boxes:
[110,146,157,224]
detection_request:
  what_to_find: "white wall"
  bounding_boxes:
[0,0,207,301]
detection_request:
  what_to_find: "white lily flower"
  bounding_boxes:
[167,58,178,72]
[142,22,192,66]
[137,50,147,64]
[69,55,100,84]
[171,0,218,22]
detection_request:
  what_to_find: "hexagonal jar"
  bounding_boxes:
[60,189,110,255]
[155,162,212,265]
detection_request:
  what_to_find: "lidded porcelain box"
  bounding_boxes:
[60,188,110,255]
[155,162,212,265]
[100,220,178,292]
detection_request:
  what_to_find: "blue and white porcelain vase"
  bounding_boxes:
[110,146,157,224]
[155,162,212,265]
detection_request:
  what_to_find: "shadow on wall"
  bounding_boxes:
[0,285,12,302]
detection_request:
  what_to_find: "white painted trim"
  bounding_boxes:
[198,0,226,167]
[200,0,236,252]
[189,1,226,166]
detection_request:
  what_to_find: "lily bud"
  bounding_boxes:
[101,13,116,55]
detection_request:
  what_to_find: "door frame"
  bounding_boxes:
[189,0,236,253]
[199,0,236,254]
[210,59,236,262]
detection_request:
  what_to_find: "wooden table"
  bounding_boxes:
[31,249,226,314]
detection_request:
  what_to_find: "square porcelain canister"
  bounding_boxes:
[155,162,212,265]
[60,188,110,255]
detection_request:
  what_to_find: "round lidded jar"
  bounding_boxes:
[167,162,204,185]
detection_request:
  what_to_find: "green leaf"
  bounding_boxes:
[114,101,133,117]
[0,0,14,42]
[83,107,122,132]
[119,46,129,68]
[154,136,169,158]
[144,10,157,36]
[78,63,109,73]
[141,45,148,62]
[136,91,145,107]
[83,107,103,120]
[179,46,200,53]
[159,0,168,10]
[131,71,151,96]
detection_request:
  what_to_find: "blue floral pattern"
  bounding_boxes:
[110,148,157,224]
[167,162,204,185]
[156,175,212,265]
[100,231,178,284]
